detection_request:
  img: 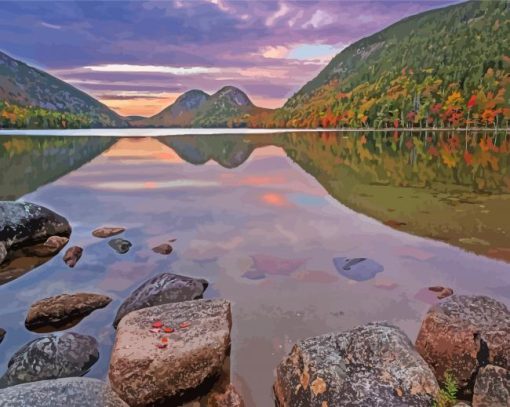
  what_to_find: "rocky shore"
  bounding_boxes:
[0,201,509,406]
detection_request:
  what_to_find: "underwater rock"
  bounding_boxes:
[152,243,173,255]
[332,257,383,281]
[428,286,454,300]
[108,238,132,254]
[63,246,83,268]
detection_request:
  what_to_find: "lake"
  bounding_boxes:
[1,130,509,406]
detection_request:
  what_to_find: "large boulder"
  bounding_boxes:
[473,365,510,407]
[25,293,112,331]
[0,332,99,387]
[0,377,128,407]
[0,202,71,263]
[274,322,439,407]
[109,299,231,406]
[415,295,510,396]
[113,272,209,328]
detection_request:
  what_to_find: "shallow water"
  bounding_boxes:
[0,132,509,406]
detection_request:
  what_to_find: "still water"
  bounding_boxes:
[0,131,509,406]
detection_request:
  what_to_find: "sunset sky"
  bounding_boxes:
[0,0,460,117]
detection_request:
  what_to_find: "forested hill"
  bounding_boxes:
[265,0,510,129]
[0,51,126,128]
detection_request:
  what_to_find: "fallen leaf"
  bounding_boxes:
[179,321,191,329]
[163,327,174,333]
[152,321,163,328]
[310,377,327,396]
[161,337,169,344]
[149,328,161,334]
[156,343,167,349]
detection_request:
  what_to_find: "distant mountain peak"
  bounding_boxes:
[213,86,252,107]
[174,89,210,109]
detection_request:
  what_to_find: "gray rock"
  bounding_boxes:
[108,238,132,254]
[113,272,209,328]
[25,293,112,331]
[415,295,510,396]
[274,322,439,407]
[473,365,510,407]
[109,299,232,407]
[0,202,71,260]
[0,332,99,387]
[0,377,128,407]
[332,257,383,281]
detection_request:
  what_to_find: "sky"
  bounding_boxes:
[0,0,461,117]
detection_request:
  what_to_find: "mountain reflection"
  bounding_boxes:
[0,136,116,200]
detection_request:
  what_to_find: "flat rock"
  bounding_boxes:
[0,201,71,263]
[63,246,83,268]
[25,293,112,331]
[108,238,132,254]
[113,272,209,328]
[332,257,383,281]
[92,227,125,238]
[25,236,69,257]
[152,243,173,255]
[274,322,439,407]
[109,299,232,406]
[415,295,510,396]
[473,365,510,407]
[0,377,128,407]
[0,332,99,387]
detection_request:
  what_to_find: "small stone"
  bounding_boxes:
[208,384,245,407]
[108,238,132,254]
[0,328,5,344]
[92,227,125,238]
[428,286,454,299]
[152,243,173,255]
[332,257,384,281]
[63,246,83,268]
[25,236,69,257]
[25,293,112,331]
[473,365,510,407]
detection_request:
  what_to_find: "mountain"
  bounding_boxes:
[134,86,271,128]
[133,89,209,127]
[269,0,510,129]
[0,51,126,128]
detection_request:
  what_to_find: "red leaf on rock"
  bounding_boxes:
[179,321,191,329]
[152,321,163,328]
[163,327,174,333]
[161,337,169,344]
[156,343,167,349]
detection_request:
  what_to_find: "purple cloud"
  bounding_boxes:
[0,0,462,115]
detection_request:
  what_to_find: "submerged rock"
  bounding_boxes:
[0,201,71,264]
[63,246,83,268]
[428,286,454,299]
[332,257,383,281]
[208,384,245,407]
[274,322,439,407]
[92,227,125,238]
[473,365,510,407]
[0,377,128,407]
[113,272,208,328]
[0,332,99,387]
[109,299,232,406]
[25,236,69,257]
[415,295,510,397]
[152,243,173,255]
[25,293,112,331]
[108,238,132,254]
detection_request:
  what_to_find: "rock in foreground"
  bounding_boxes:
[415,295,510,395]
[25,293,112,331]
[0,332,99,387]
[473,365,510,407]
[25,236,69,257]
[109,299,232,406]
[274,322,439,407]
[113,272,208,328]
[0,201,71,264]
[0,377,128,407]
